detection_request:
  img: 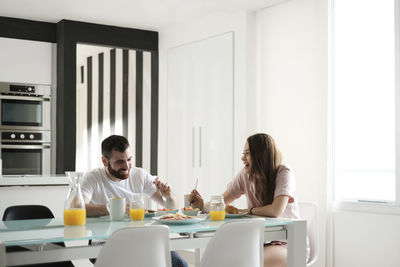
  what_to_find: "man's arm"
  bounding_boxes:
[151,177,178,209]
[83,196,109,217]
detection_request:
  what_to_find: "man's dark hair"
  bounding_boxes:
[101,135,130,159]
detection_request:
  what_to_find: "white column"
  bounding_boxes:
[128,50,137,154]
[142,51,152,173]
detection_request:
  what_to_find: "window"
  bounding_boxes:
[333,0,396,203]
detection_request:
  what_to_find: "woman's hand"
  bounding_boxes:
[153,177,171,198]
[238,208,249,214]
[189,189,204,211]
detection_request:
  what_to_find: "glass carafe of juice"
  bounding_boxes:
[64,172,86,226]
[130,194,145,220]
[209,195,226,221]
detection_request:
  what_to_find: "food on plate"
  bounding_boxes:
[183,207,199,211]
[225,205,239,214]
[160,213,192,221]
[146,209,156,213]
[159,208,173,211]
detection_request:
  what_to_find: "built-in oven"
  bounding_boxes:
[0,82,51,131]
[0,130,51,175]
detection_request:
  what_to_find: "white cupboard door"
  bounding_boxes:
[167,32,234,207]
[0,37,53,85]
[195,32,234,200]
[167,48,197,202]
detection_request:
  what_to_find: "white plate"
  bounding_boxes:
[152,216,206,225]
[225,212,248,218]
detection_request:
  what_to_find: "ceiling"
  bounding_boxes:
[0,0,285,31]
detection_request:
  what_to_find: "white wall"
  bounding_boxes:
[334,210,400,267]
[159,11,258,209]
[160,2,329,266]
[254,0,328,266]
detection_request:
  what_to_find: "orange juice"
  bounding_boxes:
[130,209,145,220]
[209,210,226,221]
[64,208,86,226]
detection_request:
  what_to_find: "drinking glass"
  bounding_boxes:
[130,194,145,220]
[209,195,226,221]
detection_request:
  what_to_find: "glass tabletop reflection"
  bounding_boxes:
[0,215,293,246]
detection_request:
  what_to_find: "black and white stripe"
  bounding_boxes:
[77,47,155,173]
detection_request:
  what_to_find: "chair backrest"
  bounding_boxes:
[200,218,265,267]
[298,201,319,266]
[94,225,172,267]
[2,205,54,221]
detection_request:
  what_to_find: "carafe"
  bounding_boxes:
[209,195,226,221]
[64,172,86,226]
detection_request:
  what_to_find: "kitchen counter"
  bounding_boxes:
[0,175,68,186]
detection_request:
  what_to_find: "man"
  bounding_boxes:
[81,135,187,267]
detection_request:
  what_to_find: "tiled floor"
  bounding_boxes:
[72,250,195,267]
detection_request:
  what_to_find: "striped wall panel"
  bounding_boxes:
[76,46,155,173]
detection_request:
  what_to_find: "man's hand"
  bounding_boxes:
[151,177,178,209]
[153,177,172,198]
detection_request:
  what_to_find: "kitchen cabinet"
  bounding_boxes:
[167,32,234,206]
[0,37,53,85]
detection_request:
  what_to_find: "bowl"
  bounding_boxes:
[145,210,157,217]
[181,209,200,216]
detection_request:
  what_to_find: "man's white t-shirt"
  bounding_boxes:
[81,167,157,204]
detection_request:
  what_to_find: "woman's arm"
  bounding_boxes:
[190,190,237,212]
[250,195,289,217]
[222,191,236,205]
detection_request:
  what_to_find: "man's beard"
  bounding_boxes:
[107,164,129,180]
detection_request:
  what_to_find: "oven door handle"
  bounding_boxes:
[0,95,50,101]
[0,144,51,149]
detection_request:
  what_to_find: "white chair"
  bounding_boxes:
[299,201,319,266]
[200,218,265,267]
[94,225,172,267]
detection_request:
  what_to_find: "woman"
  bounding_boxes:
[190,133,303,267]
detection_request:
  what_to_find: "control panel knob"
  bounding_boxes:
[20,134,25,139]
[27,87,33,92]
[29,134,35,140]
[10,133,16,139]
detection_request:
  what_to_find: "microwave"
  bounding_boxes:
[0,82,51,131]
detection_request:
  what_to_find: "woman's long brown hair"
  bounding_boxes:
[247,133,282,205]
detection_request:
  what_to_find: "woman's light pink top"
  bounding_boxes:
[226,164,300,219]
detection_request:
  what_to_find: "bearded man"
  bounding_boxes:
[81,135,187,267]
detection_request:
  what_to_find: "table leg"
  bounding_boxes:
[0,242,5,267]
[195,248,201,267]
[287,220,307,267]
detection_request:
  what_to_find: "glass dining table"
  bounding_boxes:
[0,215,307,267]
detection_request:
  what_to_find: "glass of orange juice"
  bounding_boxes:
[209,195,226,221]
[130,194,145,220]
